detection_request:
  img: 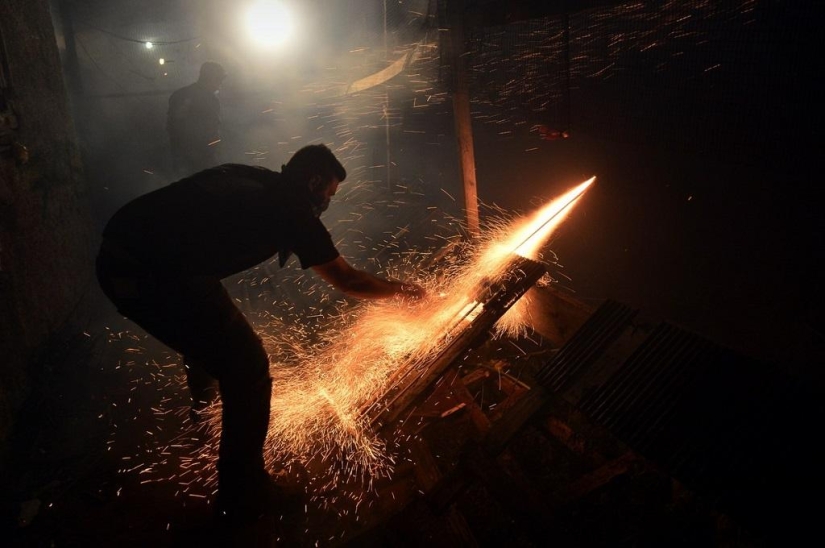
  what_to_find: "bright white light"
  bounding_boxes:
[244,1,293,48]
[145,41,153,49]
[158,58,165,65]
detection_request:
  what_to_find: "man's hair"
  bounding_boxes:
[198,61,226,82]
[283,144,347,185]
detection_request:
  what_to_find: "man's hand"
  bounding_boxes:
[313,256,426,300]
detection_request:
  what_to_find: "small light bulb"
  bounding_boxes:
[145,41,153,49]
[159,58,165,65]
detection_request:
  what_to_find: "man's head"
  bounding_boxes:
[283,144,347,216]
[198,61,226,92]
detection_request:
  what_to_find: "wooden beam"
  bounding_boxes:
[447,0,480,238]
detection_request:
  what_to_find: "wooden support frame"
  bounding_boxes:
[365,256,546,430]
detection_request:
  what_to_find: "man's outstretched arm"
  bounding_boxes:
[312,256,425,300]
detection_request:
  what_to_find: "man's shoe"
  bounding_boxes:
[215,473,303,524]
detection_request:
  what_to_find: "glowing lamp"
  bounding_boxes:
[244,1,293,49]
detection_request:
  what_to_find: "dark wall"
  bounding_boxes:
[459,0,823,370]
[0,0,96,451]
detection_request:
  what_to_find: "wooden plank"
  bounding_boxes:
[489,371,532,422]
[526,285,594,347]
[446,369,492,436]
[484,387,548,455]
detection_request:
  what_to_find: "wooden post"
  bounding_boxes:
[383,0,392,190]
[447,0,480,239]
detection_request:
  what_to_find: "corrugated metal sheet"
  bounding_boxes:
[535,299,637,392]
[534,307,825,539]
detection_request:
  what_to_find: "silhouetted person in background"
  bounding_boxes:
[167,61,226,177]
[95,144,424,523]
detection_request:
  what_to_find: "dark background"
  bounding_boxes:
[2,1,823,545]
[61,0,822,373]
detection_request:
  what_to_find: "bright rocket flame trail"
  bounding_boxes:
[204,177,595,491]
[511,177,595,259]
[485,176,595,337]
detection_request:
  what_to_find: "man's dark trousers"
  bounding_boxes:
[96,249,272,502]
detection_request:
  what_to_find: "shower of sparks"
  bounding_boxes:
[196,176,595,492]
